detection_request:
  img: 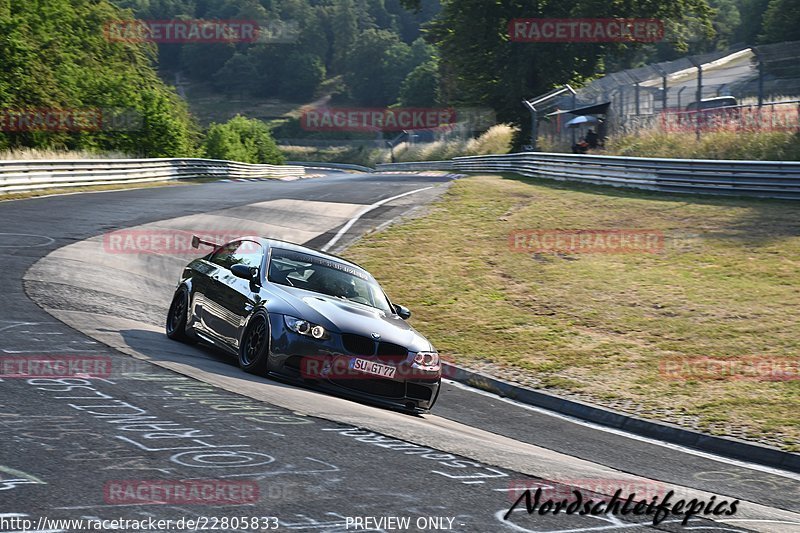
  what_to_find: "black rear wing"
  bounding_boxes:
[191,235,220,249]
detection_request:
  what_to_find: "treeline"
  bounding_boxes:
[0,0,289,161]
[0,0,198,157]
[604,0,800,70]
[110,0,442,107]
[2,0,794,160]
[393,0,798,145]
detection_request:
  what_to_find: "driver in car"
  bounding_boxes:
[321,270,354,299]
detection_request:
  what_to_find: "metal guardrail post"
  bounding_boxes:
[522,100,538,151]
[653,65,668,112]
[753,47,765,107]
[522,85,576,152]
[688,57,703,140]
[571,91,577,148]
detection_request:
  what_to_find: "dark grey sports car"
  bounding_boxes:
[165,236,441,412]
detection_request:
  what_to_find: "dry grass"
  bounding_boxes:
[0,148,133,160]
[739,95,800,106]
[0,180,191,202]
[604,129,800,160]
[279,145,390,167]
[394,124,518,162]
[344,174,800,450]
[281,124,518,166]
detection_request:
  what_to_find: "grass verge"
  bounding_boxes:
[343,174,800,451]
[603,130,800,160]
[0,180,194,202]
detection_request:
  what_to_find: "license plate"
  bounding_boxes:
[351,358,396,379]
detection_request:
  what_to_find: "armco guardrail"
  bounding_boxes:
[286,161,374,173]
[375,160,454,172]
[378,153,800,199]
[0,158,304,194]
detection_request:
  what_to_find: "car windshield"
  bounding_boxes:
[268,248,392,313]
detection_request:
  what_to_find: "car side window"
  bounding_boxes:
[209,241,240,269]
[231,241,264,270]
[210,241,263,270]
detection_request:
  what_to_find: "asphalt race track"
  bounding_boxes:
[1,171,799,532]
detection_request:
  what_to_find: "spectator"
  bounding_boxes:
[572,139,589,154]
[585,128,599,149]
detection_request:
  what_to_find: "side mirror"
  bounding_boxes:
[231,264,259,284]
[394,304,412,320]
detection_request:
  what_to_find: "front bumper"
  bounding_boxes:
[267,313,441,411]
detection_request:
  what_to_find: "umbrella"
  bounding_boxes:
[565,115,599,128]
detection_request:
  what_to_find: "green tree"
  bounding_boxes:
[278,52,325,101]
[126,90,200,157]
[760,0,800,42]
[330,0,359,72]
[398,60,439,106]
[409,36,435,66]
[400,0,711,144]
[205,115,285,164]
[344,28,414,106]
[734,0,770,44]
[249,44,286,97]
[708,0,742,49]
[0,0,198,156]
[181,43,235,80]
[106,0,444,108]
[213,53,258,96]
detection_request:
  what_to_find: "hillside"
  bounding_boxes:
[0,0,197,157]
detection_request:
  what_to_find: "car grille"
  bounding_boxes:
[335,379,406,399]
[375,342,408,365]
[377,342,407,356]
[342,334,375,356]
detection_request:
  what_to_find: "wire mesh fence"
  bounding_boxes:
[537,41,800,149]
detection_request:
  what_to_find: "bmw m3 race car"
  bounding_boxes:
[166,236,441,412]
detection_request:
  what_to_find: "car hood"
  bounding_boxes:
[270,285,433,352]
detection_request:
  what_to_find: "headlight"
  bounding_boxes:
[284,316,330,340]
[310,325,326,339]
[413,351,440,368]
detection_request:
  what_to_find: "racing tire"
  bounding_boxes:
[166,286,196,344]
[239,311,271,375]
